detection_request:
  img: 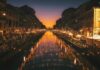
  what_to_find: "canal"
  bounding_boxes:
[19,31,95,70]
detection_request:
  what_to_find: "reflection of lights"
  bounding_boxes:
[0,30,3,34]
[31,31,36,33]
[92,35,100,39]
[23,56,26,62]
[86,53,90,56]
[62,31,66,33]
[74,58,77,65]
[88,34,100,40]
[68,32,73,36]
[97,52,100,54]
[80,29,83,32]
[65,48,67,52]
[13,48,16,50]
[15,29,20,32]
[76,34,82,38]
[31,48,34,52]
[2,13,6,16]
[26,31,30,34]
[82,53,85,55]
[19,49,22,52]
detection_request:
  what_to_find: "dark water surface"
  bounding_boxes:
[19,31,95,70]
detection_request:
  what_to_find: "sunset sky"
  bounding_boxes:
[7,0,88,28]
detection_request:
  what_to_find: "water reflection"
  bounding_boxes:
[19,31,95,70]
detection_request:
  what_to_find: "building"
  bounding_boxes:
[93,7,100,35]
[75,0,100,37]
[19,5,45,28]
[0,1,45,29]
[55,0,100,37]
[0,0,7,29]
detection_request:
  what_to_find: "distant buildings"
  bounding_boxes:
[0,0,7,28]
[54,0,100,37]
[0,0,45,29]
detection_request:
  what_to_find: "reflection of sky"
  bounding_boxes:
[26,31,75,60]
[20,31,93,70]
[7,0,88,28]
[31,31,73,58]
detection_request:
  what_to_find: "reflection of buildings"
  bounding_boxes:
[0,0,45,29]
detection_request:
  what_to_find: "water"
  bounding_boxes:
[19,31,96,70]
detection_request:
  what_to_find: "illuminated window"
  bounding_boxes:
[94,8,100,35]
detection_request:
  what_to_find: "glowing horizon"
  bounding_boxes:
[34,6,63,28]
[36,15,60,28]
[7,0,88,28]
[36,11,61,28]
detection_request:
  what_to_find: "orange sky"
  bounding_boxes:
[38,15,60,28]
[35,8,62,29]
[8,0,88,29]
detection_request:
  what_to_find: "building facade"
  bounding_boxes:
[55,0,100,37]
[93,7,100,35]
[0,1,45,29]
[0,0,7,29]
